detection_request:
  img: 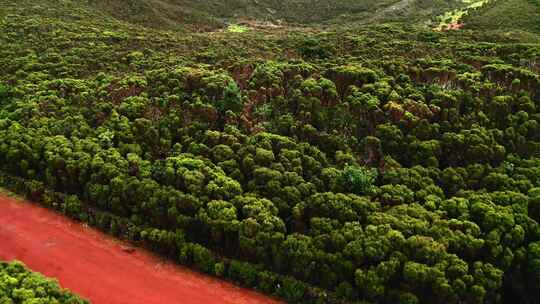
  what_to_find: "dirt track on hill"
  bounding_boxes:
[0,194,281,304]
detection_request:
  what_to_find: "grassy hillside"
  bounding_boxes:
[462,0,540,34]
[1,0,489,32]
[84,0,474,30]
[89,0,401,30]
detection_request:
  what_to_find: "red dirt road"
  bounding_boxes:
[0,195,281,304]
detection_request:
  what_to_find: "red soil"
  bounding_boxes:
[446,23,464,30]
[0,194,281,304]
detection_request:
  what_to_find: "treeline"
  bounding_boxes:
[0,260,88,303]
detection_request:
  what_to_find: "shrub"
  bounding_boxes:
[339,166,378,195]
[299,38,329,59]
[277,276,307,302]
[217,81,243,113]
[228,260,259,287]
[0,261,87,303]
[0,84,11,103]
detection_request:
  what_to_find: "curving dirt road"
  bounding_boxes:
[0,194,281,304]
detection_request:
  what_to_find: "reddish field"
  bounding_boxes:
[0,194,281,304]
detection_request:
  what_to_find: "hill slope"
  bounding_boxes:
[86,0,472,30]
[462,0,540,34]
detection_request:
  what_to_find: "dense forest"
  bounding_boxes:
[1,0,540,303]
[0,261,88,303]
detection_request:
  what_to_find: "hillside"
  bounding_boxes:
[85,0,473,30]
[1,0,540,304]
[462,0,540,35]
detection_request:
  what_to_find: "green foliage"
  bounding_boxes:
[277,277,307,302]
[227,24,248,33]
[0,261,88,303]
[529,187,540,222]
[339,166,377,195]
[298,37,332,59]
[0,84,11,102]
[462,0,540,35]
[216,81,243,114]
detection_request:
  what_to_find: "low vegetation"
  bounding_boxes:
[431,0,490,31]
[227,24,249,33]
[462,0,540,34]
